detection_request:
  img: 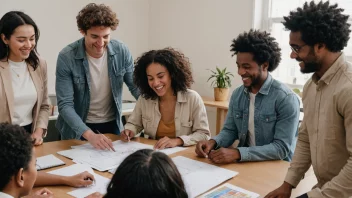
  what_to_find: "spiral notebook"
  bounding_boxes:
[36,154,65,170]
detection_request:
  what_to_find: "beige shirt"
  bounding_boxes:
[0,57,49,134]
[285,53,352,198]
[125,89,210,146]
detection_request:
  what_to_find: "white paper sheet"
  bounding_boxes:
[67,173,110,198]
[59,140,186,171]
[47,163,93,176]
[172,156,238,198]
[47,164,110,198]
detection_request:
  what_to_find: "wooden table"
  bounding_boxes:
[31,134,316,198]
[202,96,229,134]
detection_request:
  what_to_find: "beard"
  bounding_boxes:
[243,69,263,89]
[297,48,321,74]
[300,61,320,73]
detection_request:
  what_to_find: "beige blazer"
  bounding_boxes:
[125,89,211,146]
[0,57,49,134]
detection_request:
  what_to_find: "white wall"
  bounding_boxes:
[1,0,255,135]
[0,0,150,99]
[148,0,254,135]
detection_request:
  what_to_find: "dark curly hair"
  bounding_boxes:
[0,123,33,191]
[76,3,119,33]
[283,1,351,52]
[105,149,188,198]
[230,29,282,72]
[134,48,194,100]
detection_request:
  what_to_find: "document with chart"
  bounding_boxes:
[172,156,239,198]
[200,183,259,198]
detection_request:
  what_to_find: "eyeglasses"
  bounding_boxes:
[290,44,307,54]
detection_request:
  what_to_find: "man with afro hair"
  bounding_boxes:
[195,29,300,163]
[266,1,352,198]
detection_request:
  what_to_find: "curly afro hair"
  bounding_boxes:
[76,3,119,33]
[230,29,282,72]
[134,48,194,100]
[283,1,351,52]
[0,123,33,191]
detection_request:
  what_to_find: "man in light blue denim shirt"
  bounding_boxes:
[196,30,300,163]
[55,3,139,150]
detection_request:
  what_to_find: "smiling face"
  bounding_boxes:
[146,63,173,97]
[236,52,268,92]
[289,31,321,74]
[1,24,35,62]
[82,26,111,58]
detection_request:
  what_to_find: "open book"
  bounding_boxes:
[36,154,65,170]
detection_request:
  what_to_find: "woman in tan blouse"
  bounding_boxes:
[121,48,210,149]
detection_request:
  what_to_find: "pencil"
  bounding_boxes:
[96,130,116,152]
[123,125,130,142]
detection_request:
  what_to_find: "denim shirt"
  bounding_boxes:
[55,38,140,140]
[213,74,300,162]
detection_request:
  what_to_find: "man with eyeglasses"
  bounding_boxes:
[266,1,352,198]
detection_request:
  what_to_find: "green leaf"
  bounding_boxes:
[207,66,234,88]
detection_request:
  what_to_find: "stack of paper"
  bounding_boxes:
[36,154,65,170]
[172,156,238,198]
[58,140,186,171]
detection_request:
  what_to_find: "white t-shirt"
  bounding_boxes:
[0,192,14,198]
[86,51,115,123]
[248,92,256,146]
[9,60,37,126]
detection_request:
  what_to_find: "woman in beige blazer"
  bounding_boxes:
[0,11,49,146]
[0,11,100,193]
[121,48,210,149]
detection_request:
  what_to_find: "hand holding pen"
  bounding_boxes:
[66,171,96,188]
[195,140,217,158]
[121,129,135,142]
[82,129,115,151]
[96,130,116,152]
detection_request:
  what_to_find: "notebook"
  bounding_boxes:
[36,154,65,170]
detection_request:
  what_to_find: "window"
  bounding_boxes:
[259,0,352,87]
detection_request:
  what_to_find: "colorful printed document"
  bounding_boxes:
[172,156,238,198]
[200,183,259,198]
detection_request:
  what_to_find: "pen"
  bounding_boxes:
[206,149,213,159]
[123,125,130,142]
[84,177,96,187]
[96,130,116,152]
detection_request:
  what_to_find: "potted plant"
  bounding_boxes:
[207,66,234,101]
